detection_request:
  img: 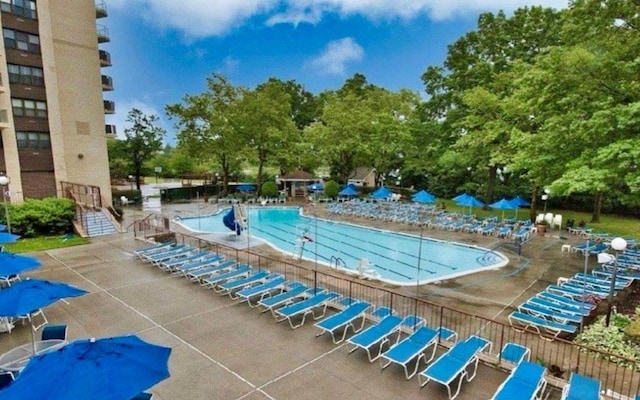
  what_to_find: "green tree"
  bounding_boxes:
[166,74,246,195]
[122,109,165,190]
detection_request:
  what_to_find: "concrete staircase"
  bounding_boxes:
[81,209,118,237]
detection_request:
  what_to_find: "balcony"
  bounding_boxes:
[105,124,116,137]
[0,73,5,93]
[96,24,110,43]
[95,0,108,18]
[103,100,115,114]
[0,109,9,128]
[99,49,112,67]
[101,75,114,91]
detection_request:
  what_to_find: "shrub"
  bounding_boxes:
[261,181,279,198]
[9,198,75,237]
[324,180,339,198]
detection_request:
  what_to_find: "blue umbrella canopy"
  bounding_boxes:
[452,193,471,202]
[412,190,436,204]
[0,232,20,244]
[510,195,531,207]
[236,184,256,193]
[0,223,6,231]
[455,196,485,208]
[371,186,392,199]
[0,335,172,400]
[490,198,517,220]
[0,278,87,317]
[0,252,41,277]
[308,182,324,192]
[338,185,359,196]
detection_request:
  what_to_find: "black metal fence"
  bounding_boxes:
[134,218,640,398]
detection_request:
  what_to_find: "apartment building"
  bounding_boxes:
[0,0,113,205]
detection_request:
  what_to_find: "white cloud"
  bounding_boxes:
[308,37,363,76]
[110,0,568,37]
[105,99,169,142]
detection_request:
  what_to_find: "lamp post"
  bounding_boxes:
[605,237,628,327]
[541,188,550,214]
[215,173,220,199]
[128,175,134,194]
[0,175,11,233]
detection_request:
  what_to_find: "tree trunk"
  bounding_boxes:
[256,149,266,197]
[591,192,602,223]
[484,165,498,208]
[529,184,538,222]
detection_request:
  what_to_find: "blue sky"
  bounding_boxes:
[103,0,567,143]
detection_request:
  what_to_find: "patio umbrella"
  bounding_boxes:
[308,182,324,192]
[0,252,42,277]
[489,198,517,220]
[0,335,172,400]
[371,186,392,200]
[0,278,87,352]
[509,196,531,220]
[236,184,256,193]
[452,193,471,202]
[338,185,359,197]
[456,195,485,215]
[412,190,436,204]
[0,223,6,231]
[0,232,20,244]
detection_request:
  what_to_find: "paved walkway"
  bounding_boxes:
[0,206,593,399]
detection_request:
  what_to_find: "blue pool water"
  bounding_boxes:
[178,207,508,286]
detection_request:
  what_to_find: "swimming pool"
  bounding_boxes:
[177,207,508,286]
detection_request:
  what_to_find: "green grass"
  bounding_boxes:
[3,235,89,253]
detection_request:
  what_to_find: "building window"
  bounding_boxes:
[2,28,40,53]
[7,64,44,86]
[11,98,47,118]
[1,0,37,19]
[16,131,50,150]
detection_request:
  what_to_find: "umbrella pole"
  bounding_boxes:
[30,312,36,354]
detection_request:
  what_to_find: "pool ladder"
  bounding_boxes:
[330,256,346,270]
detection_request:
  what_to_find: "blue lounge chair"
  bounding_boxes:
[314,301,371,343]
[147,247,194,266]
[418,338,489,400]
[217,270,273,296]
[188,260,237,282]
[172,254,223,276]
[490,361,547,400]
[572,273,631,289]
[370,306,394,320]
[536,291,596,312]
[528,296,592,317]
[139,244,186,262]
[273,291,340,329]
[508,311,577,338]
[134,242,175,257]
[402,314,426,330]
[518,301,583,324]
[499,342,530,365]
[379,326,440,379]
[201,265,251,289]
[235,275,287,306]
[257,283,312,315]
[159,251,207,271]
[561,372,602,400]
[346,315,404,362]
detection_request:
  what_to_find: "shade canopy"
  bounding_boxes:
[338,185,359,196]
[0,252,42,277]
[412,190,436,204]
[371,186,392,199]
[0,278,87,317]
[510,195,531,207]
[236,184,256,192]
[0,335,172,400]
[0,232,20,244]
[307,182,324,192]
[455,195,485,208]
[490,198,517,210]
[452,193,471,202]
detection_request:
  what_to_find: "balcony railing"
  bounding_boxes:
[99,49,112,67]
[95,0,107,18]
[96,24,110,43]
[105,124,116,137]
[101,75,113,91]
[103,100,115,114]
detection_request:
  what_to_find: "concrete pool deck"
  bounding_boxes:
[0,204,604,399]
